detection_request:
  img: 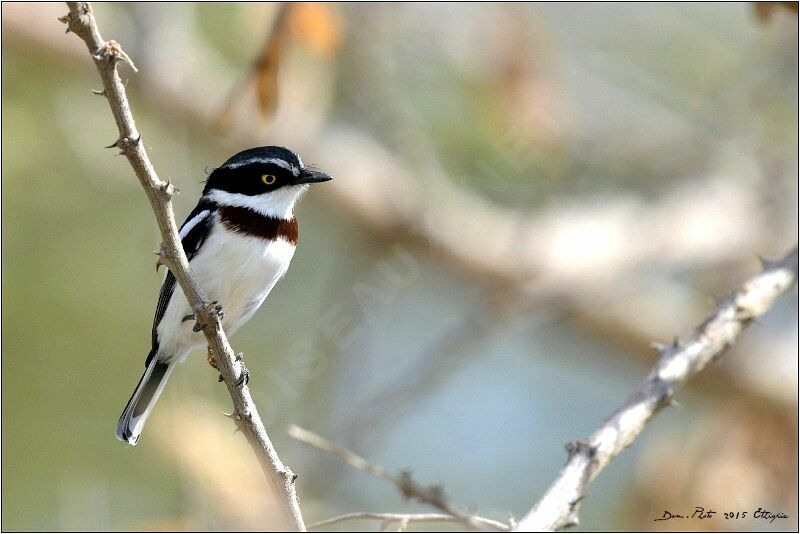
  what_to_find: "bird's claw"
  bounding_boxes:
[209,350,248,386]
[187,301,224,332]
[216,363,249,386]
[235,362,250,387]
[206,300,224,319]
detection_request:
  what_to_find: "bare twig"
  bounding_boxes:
[288,425,505,531]
[60,3,305,530]
[514,245,799,531]
[308,512,509,531]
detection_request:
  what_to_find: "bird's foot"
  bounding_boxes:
[209,350,249,386]
[235,354,250,387]
[184,301,224,332]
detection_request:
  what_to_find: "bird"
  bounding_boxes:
[116,146,332,445]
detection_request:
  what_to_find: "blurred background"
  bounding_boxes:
[3,2,798,531]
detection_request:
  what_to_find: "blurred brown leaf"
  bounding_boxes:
[753,1,798,23]
[252,4,292,120]
[216,4,291,130]
[288,2,342,57]
[216,3,340,131]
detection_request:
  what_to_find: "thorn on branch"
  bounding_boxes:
[223,409,243,422]
[279,468,299,486]
[57,12,72,33]
[651,376,675,406]
[91,88,106,97]
[93,39,139,72]
[733,302,757,322]
[59,4,90,34]
[157,179,179,200]
[564,511,580,528]
[105,134,141,157]
[564,439,593,461]
[154,246,173,272]
[570,495,587,507]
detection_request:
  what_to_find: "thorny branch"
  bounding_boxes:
[288,425,507,531]
[43,5,797,531]
[514,246,799,531]
[60,3,305,531]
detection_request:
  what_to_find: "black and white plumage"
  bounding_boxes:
[116,146,332,445]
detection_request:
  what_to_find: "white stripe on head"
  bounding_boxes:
[205,185,308,219]
[223,157,300,177]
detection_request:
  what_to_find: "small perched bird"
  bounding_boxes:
[116,146,332,445]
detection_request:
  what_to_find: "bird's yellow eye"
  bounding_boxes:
[261,174,276,185]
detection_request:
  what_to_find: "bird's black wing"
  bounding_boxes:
[147,201,217,365]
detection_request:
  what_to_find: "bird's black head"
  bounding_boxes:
[202,146,332,218]
[203,146,332,196]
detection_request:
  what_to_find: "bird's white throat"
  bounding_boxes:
[205,185,308,219]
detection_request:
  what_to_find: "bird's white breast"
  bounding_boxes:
[156,218,296,361]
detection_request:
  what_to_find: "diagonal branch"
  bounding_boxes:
[288,425,506,531]
[514,245,798,531]
[60,2,305,530]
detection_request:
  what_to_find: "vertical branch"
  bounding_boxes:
[60,3,305,530]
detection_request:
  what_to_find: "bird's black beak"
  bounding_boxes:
[296,169,333,184]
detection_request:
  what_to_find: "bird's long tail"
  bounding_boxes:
[115,354,175,445]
